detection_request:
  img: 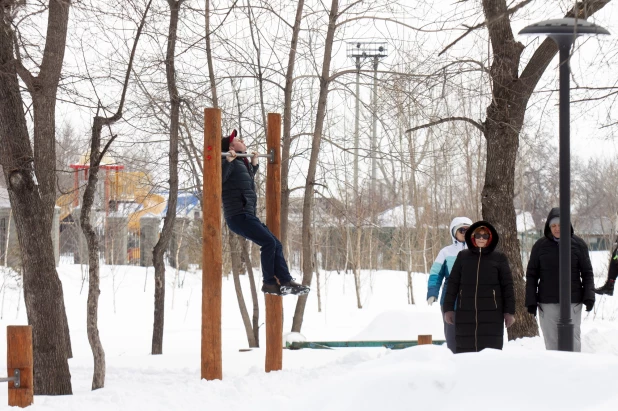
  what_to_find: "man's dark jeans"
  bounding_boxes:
[225,213,293,285]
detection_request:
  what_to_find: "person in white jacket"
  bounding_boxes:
[426,216,472,352]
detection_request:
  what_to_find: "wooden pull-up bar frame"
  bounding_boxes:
[202,109,284,380]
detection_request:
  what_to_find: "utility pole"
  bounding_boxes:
[346,42,388,199]
[353,54,361,204]
[371,54,379,195]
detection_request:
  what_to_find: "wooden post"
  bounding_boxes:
[265,113,283,372]
[417,335,432,345]
[7,325,33,408]
[202,108,223,380]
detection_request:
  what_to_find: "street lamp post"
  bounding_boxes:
[519,18,609,352]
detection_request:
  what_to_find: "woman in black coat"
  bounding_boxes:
[442,221,516,353]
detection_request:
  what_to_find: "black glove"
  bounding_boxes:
[527,305,537,316]
[584,299,594,312]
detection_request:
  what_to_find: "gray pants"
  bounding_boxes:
[441,305,456,353]
[538,303,583,352]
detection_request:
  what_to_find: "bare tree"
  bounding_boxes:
[281,0,305,254]
[229,231,258,347]
[151,0,184,356]
[204,1,262,347]
[479,0,611,340]
[292,0,339,332]
[205,0,219,108]
[407,0,612,339]
[0,0,72,395]
[79,0,153,389]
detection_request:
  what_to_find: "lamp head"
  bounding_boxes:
[519,18,610,37]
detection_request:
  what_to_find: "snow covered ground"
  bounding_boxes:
[0,251,617,410]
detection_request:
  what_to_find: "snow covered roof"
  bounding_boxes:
[377,205,418,228]
[164,191,201,218]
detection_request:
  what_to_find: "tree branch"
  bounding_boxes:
[104,0,154,125]
[517,0,612,100]
[438,0,535,56]
[336,16,442,32]
[336,0,364,18]
[405,117,485,134]
[12,27,35,90]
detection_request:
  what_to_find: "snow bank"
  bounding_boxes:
[0,263,616,410]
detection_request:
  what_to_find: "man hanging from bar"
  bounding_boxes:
[221,130,309,296]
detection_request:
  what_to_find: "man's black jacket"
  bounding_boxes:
[525,208,595,307]
[221,157,258,219]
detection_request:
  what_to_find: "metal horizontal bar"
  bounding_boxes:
[222,152,269,158]
[222,148,275,164]
[0,369,20,386]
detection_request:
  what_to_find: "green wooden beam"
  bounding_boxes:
[287,340,446,350]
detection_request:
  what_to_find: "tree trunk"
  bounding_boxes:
[242,241,260,347]
[292,0,339,333]
[152,0,183,355]
[281,0,305,254]
[480,0,611,339]
[80,0,152,387]
[171,220,186,309]
[205,0,218,108]
[0,0,72,395]
[482,100,537,339]
[246,0,267,137]
[230,234,257,347]
[26,0,74,360]
[79,117,107,390]
[354,227,363,309]
[314,250,322,312]
[353,266,362,309]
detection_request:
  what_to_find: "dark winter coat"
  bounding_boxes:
[525,207,595,307]
[221,157,259,219]
[443,221,515,353]
[608,243,618,281]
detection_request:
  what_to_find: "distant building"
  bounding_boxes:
[572,215,615,251]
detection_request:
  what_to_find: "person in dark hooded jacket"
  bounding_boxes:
[426,216,472,353]
[525,207,595,352]
[222,130,309,296]
[443,221,516,353]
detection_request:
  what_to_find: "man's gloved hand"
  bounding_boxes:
[427,296,437,306]
[584,299,594,312]
[504,313,516,328]
[226,149,237,162]
[527,305,537,317]
[444,311,455,325]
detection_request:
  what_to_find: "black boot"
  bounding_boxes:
[261,283,283,296]
[280,280,310,296]
[594,279,615,296]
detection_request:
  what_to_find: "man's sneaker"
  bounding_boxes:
[280,280,310,296]
[261,283,282,296]
[594,279,615,296]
